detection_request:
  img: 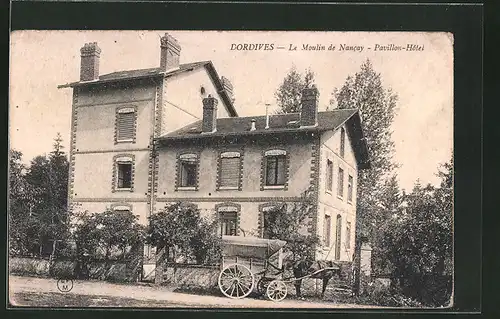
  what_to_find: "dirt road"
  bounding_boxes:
[9,275,380,309]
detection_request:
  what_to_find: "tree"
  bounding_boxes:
[371,174,403,275]
[147,202,221,262]
[72,209,145,279]
[331,59,399,292]
[8,149,36,255]
[261,188,320,262]
[147,202,222,283]
[23,133,70,255]
[73,210,145,260]
[275,67,318,114]
[378,158,453,306]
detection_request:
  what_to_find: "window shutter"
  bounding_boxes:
[220,157,240,187]
[117,112,135,141]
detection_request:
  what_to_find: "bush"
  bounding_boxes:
[49,260,76,279]
[359,283,423,307]
[10,257,50,277]
[73,210,145,260]
[147,202,222,264]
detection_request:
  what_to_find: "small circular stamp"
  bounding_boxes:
[57,279,74,292]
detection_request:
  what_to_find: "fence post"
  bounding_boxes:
[48,240,58,276]
[155,245,166,285]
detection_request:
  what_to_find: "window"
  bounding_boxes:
[340,127,345,158]
[218,152,241,189]
[117,163,132,189]
[348,175,354,202]
[116,107,137,143]
[335,214,342,260]
[337,167,344,198]
[264,150,287,187]
[113,155,134,192]
[260,204,283,239]
[178,153,198,188]
[326,159,333,192]
[345,221,351,250]
[219,212,238,236]
[216,204,240,236]
[323,215,332,247]
[111,204,133,215]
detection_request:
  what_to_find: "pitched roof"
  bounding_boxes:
[159,109,355,138]
[58,61,238,117]
[58,61,208,88]
[158,109,370,169]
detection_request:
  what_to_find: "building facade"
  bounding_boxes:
[60,34,370,263]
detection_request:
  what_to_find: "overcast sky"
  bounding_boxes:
[10,31,453,191]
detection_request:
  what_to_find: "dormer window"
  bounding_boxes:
[115,106,137,144]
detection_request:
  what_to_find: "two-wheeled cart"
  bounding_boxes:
[218,236,341,302]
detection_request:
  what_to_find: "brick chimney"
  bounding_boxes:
[160,33,181,72]
[300,87,319,127]
[221,76,235,103]
[80,42,101,81]
[202,95,218,133]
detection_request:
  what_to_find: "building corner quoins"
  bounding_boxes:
[308,138,321,237]
[68,88,79,213]
[148,83,163,217]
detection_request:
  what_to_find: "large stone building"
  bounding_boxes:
[59,33,370,263]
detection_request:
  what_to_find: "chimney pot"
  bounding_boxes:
[250,119,256,131]
[80,42,101,81]
[160,33,181,71]
[300,87,319,127]
[202,95,218,133]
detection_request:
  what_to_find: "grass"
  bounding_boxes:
[10,292,193,308]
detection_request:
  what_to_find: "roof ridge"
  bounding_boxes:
[99,61,211,77]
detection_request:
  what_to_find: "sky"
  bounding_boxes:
[10,31,453,191]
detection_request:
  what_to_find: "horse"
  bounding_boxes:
[290,259,342,299]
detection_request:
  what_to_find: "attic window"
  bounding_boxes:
[200,86,206,96]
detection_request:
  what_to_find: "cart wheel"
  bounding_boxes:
[257,277,273,295]
[218,264,255,299]
[266,280,287,302]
